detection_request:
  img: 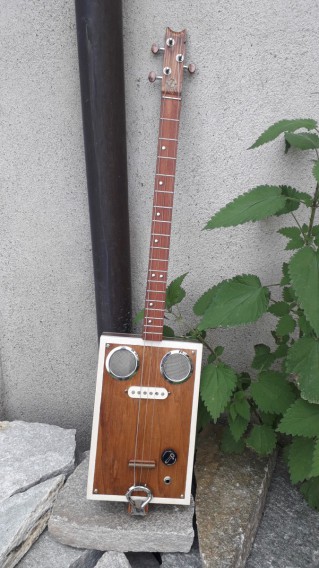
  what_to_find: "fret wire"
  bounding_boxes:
[160,118,179,122]
[150,247,169,250]
[152,219,171,223]
[144,324,165,328]
[157,156,176,160]
[146,289,166,293]
[155,173,175,177]
[154,205,172,209]
[144,317,164,320]
[149,258,168,262]
[155,190,174,194]
[159,137,178,141]
[147,280,167,284]
[145,299,165,302]
[151,233,170,237]
[145,308,165,312]
[162,95,182,100]
[144,332,163,335]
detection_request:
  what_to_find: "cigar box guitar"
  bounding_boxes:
[87,27,203,515]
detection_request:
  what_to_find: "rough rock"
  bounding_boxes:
[18,529,101,567]
[0,421,75,504]
[126,552,160,567]
[195,425,276,568]
[0,475,64,568]
[48,455,194,552]
[161,538,202,567]
[94,552,131,567]
[247,457,319,568]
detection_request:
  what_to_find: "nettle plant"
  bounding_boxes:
[136,118,319,509]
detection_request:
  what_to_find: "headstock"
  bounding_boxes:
[148,28,195,96]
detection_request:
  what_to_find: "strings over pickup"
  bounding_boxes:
[127,386,169,400]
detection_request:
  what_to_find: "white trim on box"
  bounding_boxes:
[87,334,203,506]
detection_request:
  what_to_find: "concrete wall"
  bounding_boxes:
[0,0,318,449]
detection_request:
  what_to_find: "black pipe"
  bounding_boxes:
[75,0,131,337]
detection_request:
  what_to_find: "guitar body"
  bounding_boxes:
[88,333,202,504]
[88,28,201,513]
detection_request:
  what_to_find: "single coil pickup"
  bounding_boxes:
[127,386,169,400]
[128,460,156,469]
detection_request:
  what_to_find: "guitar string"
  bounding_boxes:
[145,40,183,489]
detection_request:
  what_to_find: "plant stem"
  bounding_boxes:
[290,212,304,233]
[171,306,215,355]
[265,283,281,287]
[307,182,319,241]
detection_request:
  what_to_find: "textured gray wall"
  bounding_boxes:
[0,0,318,448]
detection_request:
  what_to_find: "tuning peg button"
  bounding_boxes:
[151,43,165,55]
[148,71,162,83]
[184,63,196,74]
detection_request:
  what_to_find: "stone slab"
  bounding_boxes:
[247,456,319,568]
[126,552,160,567]
[17,529,102,567]
[0,475,64,568]
[195,425,277,568]
[48,455,194,552]
[0,420,75,504]
[161,538,202,567]
[95,552,131,567]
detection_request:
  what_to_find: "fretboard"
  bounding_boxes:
[142,95,182,341]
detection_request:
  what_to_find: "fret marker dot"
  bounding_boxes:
[160,274,164,278]
[152,273,156,277]
[159,181,163,186]
[161,146,166,150]
[156,212,161,217]
[148,319,152,323]
[150,302,153,306]
[154,239,159,243]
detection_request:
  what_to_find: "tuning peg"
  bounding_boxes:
[183,63,196,74]
[151,43,165,55]
[148,71,162,83]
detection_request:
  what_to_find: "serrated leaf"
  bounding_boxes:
[280,262,290,285]
[237,372,251,390]
[288,437,315,483]
[246,425,277,455]
[196,398,211,433]
[134,309,145,324]
[285,132,319,150]
[249,119,317,149]
[232,390,251,420]
[220,427,245,454]
[198,275,269,330]
[251,371,297,415]
[275,186,312,216]
[313,161,319,184]
[259,411,277,426]
[283,286,296,303]
[300,478,319,510]
[298,314,314,336]
[252,344,276,371]
[200,363,237,421]
[163,325,175,337]
[165,273,187,310]
[205,186,287,229]
[286,338,319,403]
[278,227,302,239]
[193,286,219,316]
[312,225,319,236]
[276,314,296,336]
[229,414,249,441]
[311,439,319,477]
[214,346,224,357]
[277,399,319,438]
[285,237,305,250]
[289,247,319,335]
[268,301,290,316]
[275,343,289,358]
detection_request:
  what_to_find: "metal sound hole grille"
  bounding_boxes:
[107,347,138,380]
[161,351,192,384]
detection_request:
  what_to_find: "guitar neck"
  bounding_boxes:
[142,94,182,341]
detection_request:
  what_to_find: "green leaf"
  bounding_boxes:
[193,286,219,316]
[312,225,319,236]
[278,227,302,239]
[298,314,314,336]
[300,478,319,510]
[277,399,319,438]
[259,411,277,426]
[313,161,319,184]
[214,346,224,357]
[288,437,315,483]
[268,301,290,316]
[220,427,245,454]
[196,398,211,433]
[229,414,249,441]
[286,338,319,403]
[200,362,237,421]
[204,186,287,229]
[275,186,312,216]
[249,118,317,149]
[274,343,289,359]
[285,132,319,150]
[311,439,319,477]
[198,275,269,330]
[285,237,305,250]
[289,247,319,335]
[276,314,296,336]
[252,344,276,371]
[246,425,277,455]
[166,273,187,310]
[280,262,290,286]
[237,372,251,390]
[163,325,175,337]
[134,309,145,324]
[231,390,251,420]
[283,286,296,303]
[251,371,297,415]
